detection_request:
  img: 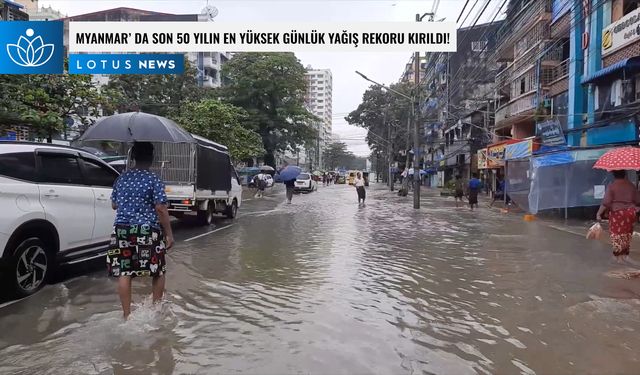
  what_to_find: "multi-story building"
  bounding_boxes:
[492,0,568,141]
[0,0,28,21]
[13,0,64,20]
[305,67,333,169]
[422,21,503,187]
[59,7,229,88]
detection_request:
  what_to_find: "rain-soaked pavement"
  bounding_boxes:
[2,183,640,374]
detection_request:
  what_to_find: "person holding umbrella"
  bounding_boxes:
[279,165,302,204]
[109,142,174,319]
[596,170,638,261]
[594,147,640,261]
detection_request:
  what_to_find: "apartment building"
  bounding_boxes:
[305,67,333,169]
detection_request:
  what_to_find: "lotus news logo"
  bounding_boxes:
[6,28,55,67]
[0,21,63,74]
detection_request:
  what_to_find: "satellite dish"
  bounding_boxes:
[202,5,218,20]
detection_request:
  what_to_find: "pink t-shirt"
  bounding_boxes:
[602,179,639,211]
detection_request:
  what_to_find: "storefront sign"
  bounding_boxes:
[477,148,487,169]
[487,144,507,168]
[536,120,566,146]
[602,7,640,55]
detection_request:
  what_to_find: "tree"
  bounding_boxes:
[324,141,366,170]
[220,53,318,166]
[345,83,414,167]
[171,99,265,162]
[105,59,209,117]
[0,73,105,142]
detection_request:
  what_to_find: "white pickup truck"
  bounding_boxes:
[149,134,242,225]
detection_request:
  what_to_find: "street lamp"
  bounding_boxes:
[355,70,420,208]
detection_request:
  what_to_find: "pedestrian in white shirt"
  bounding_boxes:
[354,172,366,206]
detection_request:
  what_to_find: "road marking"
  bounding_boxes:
[185,224,234,242]
[239,209,279,217]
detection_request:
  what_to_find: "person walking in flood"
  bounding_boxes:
[285,178,295,204]
[108,142,174,320]
[354,171,366,206]
[468,173,481,211]
[454,175,464,208]
[597,170,640,262]
[253,172,266,198]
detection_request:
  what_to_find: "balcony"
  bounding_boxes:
[494,91,539,129]
[494,0,552,61]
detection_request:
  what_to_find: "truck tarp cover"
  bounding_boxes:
[196,139,231,192]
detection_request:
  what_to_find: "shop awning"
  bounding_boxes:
[581,56,640,84]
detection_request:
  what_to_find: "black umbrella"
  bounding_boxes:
[78,112,195,143]
[260,165,275,172]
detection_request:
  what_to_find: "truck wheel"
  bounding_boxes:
[225,200,238,219]
[197,203,214,226]
[8,238,51,298]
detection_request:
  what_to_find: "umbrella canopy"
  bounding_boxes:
[312,170,322,176]
[260,165,275,172]
[279,165,302,181]
[593,147,640,171]
[78,112,195,143]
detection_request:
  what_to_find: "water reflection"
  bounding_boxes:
[1,186,640,374]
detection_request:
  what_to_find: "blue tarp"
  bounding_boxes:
[531,151,574,168]
[505,140,531,160]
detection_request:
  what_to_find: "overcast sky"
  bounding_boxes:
[42,0,467,156]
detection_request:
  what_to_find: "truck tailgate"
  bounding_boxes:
[165,184,195,199]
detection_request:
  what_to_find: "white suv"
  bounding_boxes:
[0,143,119,297]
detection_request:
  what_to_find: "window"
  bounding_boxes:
[471,40,488,52]
[39,153,84,185]
[0,152,37,181]
[520,78,526,95]
[82,158,118,187]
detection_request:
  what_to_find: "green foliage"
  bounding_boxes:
[0,72,104,141]
[345,82,414,163]
[171,99,264,161]
[219,53,318,165]
[323,142,366,170]
[105,59,210,117]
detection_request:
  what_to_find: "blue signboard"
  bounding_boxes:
[0,131,17,141]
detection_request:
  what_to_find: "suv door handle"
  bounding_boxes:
[96,197,109,201]
[44,193,59,198]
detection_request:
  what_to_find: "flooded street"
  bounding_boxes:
[2,184,640,374]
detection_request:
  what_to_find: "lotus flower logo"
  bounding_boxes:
[6,28,55,67]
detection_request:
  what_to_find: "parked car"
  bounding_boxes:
[294,173,317,193]
[0,142,119,297]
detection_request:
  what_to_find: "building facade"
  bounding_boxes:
[14,0,64,20]
[0,0,28,21]
[305,67,333,169]
[422,21,503,187]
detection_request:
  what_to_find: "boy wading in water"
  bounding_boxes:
[109,142,174,320]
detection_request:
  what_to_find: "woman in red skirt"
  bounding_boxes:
[597,170,639,261]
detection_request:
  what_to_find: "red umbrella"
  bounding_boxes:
[593,147,640,171]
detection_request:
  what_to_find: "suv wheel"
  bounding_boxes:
[9,238,50,297]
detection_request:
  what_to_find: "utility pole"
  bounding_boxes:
[385,108,395,191]
[413,13,433,209]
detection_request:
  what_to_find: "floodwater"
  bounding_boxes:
[1,184,640,374]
